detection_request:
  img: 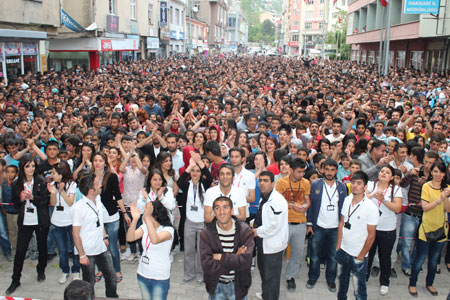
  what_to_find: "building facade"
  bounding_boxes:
[225,11,248,52]
[196,0,228,53]
[347,0,450,72]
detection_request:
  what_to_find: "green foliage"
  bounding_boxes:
[326,8,350,60]
[262,19,275,36]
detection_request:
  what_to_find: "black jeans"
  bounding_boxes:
[256,237,283,300]
[81,250,118,298]
[367,229,396,286]
[12,225,49,283]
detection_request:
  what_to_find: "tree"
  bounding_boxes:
[261,19,275,37]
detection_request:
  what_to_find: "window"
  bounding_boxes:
[319,22,324,29]
[293,21,299,26]
[305,22,312,29]
[130,0,136,20]
[320,10,324,17]
[320,0,325,3]
[148,4,153,24]
[305,11,313,18]
[176,9,180,25]
[109,0,116,14]
[170,6,174,25]
[228,17,236,27]
[292,34,299,41]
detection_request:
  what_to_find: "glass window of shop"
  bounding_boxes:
[410,51,423,71]
[22,42,39,74]
[48,52,89,71]
[396,51,406,69]
[5,56,21,77]
[100,51,120,66]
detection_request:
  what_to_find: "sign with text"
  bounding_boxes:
[160,1,168,27]
[101,39,139,51]
[107,15,119,33]
[404,0,440,13]
[22,43,38,55]
[5,43,21,56]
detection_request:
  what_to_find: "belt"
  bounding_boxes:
[219,280,234,284]
[404,210,421,218]
[289,222,305,225]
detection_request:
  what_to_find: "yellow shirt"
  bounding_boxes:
[276,176,310,223]
[419,182,449,242]
[406,130,427,142]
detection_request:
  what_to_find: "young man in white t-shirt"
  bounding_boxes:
[336,171,379,300]
[229,147,256,216]
[72,174,118,298]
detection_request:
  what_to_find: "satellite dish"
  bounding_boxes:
[192,6,199,13]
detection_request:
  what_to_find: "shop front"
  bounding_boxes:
[0,29,46,85]
[49,38,139,71]
[147,37,160,59]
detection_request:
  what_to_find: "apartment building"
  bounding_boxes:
[225,10,248,52]
[347,0,450,72]
[185,16,209,54]
[0,0,60,83]
[196,0,228,52]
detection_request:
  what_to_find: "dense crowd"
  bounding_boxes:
[0,55,449,300]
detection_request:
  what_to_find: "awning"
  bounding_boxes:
[0,29,47,40]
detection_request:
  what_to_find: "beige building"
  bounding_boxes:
[0,0,60,83]
[196,0,228,52]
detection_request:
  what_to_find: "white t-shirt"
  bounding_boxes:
[366,181,402,231]
[325,133,344,143]
[341,195,379,257]
[317,181,340,229]
[23,180,38,226]
[137,222,174,280]
[71,195,107,256]
[186,181,206,223]
[233,167,256,217]
[204,185,247,218]
[51,182,77,227]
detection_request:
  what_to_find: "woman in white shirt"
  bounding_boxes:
[47,161,79,284]
[176,153,213,282]
[137,169,176,214]
[127,200,174,300]
[366,165,402,296]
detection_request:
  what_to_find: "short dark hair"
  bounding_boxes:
[322,158,338,169]
[64,279,94,300]
[205,140,221,157]
[370,140,386,152]
[78,174,96,196]
[273,148,288,163]
[410,146,425,163]
[229,147,245,158]
[351,170,369,185]
[213,196,233,209]
[218,163,235,177]
[166,132,179,141]
[45,140,59,151]
[290,158,306,170]
[394,143,408,152]
[259,170,274,182]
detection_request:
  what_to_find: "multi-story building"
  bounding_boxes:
[168,0,187,55]
[0,0,60,83]
[347,0,450,72]
[225,10,248,52]
[185,15,209,54]
[302,0,328,57]
[196,0,228,53]
[286,0,302,55]
[48,0,160,70]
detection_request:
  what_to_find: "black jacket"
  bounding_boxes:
[13,175,50,228]
[176,166,213,212]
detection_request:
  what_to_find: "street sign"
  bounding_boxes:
[404,0,439,14]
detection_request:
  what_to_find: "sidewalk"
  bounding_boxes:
[0,249,448,300]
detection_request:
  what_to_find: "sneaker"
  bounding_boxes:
[196,279,203,286]
[380,285,389,295]
[371,266,380,277]
[306,279,316,289]
[251,257,256,271]
[127,253,137,263]
[255,292,263,299]
[59,273,69,284]
[37,272,46,283]
[72,273,81,280]
[327,281,336,292]
[287,278,296,292]
[391,268,397,278]
[120,248,131,260]
[402,269,411,277]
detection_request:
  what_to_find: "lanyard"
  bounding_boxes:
[347,200,362,222]
[149,191,156,202]
[86,201,99,224]
[324,183,337,205]
[235,175,243,188]
[144,233,151,256]
[288,179,302,202]
[377,188,389,208]
[193,184,197,205]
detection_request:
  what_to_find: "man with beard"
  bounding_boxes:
[358,140,392,181]
[306,159,348,293]
[166,133,183,175]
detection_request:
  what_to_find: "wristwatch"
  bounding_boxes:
[103,235,109,240]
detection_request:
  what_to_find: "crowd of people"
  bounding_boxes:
[0,55,449,300]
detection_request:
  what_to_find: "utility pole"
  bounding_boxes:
[321,21,327,59]
[377,5,385,74]
[188,0,192,58]
[383,0,392,75]
[235,1,240,54]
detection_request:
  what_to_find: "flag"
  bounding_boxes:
[338,16,341,23]
[333,0,338,5]
[380,0,387,7]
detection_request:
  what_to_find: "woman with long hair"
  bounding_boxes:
[6,157,50,295]
[92,152,129,283]
[193,132,206,155]
[154,152,179,197]
[73,142,95,179]
[366,165,402,295]
[107,146,123,193]
[237,131,250,148]
[127,201,174,300]
[265,136,278,165]
[278,127,291,150]
[209,125,221,143]
[225,128,238,148]
[138,169,176,215]
[408,161,450,297]
[177,152,213,282]
[47,161,80,284]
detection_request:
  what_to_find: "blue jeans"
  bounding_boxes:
[336,249,368,300]
[53,225,80,274]
[137,274,169,300]
[399,213,419,271]
[47,207,56,255]
[104,220,121,273]
[308,225,338,283]
[409,239,445,287]
[210,282,248,300]
[0,210,11,255]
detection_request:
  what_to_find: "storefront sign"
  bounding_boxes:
[404,0,439,13]
[170,31,177,39]
[61,9,85,33]
[160,1,168,27]
[147,37,160,49]
[288,41,299,47]
[107,15,119,33]
[6,58,20,64]
[22,42,38,55]
[170,31,185,40]
[40,54,48,72]
[101,39,139,51]
[5,43,21,56]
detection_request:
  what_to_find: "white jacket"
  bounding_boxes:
[256,190,289,254]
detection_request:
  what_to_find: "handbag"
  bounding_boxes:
[422,219,447,243]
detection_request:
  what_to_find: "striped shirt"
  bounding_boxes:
[216,220,236,282]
